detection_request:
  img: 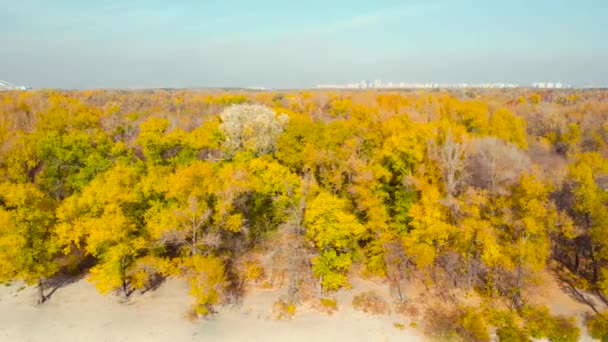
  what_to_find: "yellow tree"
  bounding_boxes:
[145,158,254,313]
[456,188,506,290]
[566,153,608,286]
[56,164,146,298]
[0,182,58,303]
[500,175,569,308]
[488,108,528,149]
[402,181,457,270]
[179,255,225,315]
[304,191,365,291]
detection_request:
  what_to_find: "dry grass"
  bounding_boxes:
[272,299,296,320]
[183,308,198,322]
[395,302,421,320]
[314,298,338,315]
[352,291,390,315]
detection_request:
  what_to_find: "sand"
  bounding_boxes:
[2,269,603,341]
[0,276,423,342]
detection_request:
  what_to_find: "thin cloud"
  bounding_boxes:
[325,2,440,33]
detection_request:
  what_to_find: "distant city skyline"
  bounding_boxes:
[6,78,608,91]
[1,1,607,89]
[316,80,574,90]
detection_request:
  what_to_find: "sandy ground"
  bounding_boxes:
[1,269,605,341]
[0,276,423,342]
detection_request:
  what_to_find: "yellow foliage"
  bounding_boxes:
[489,108,528,149]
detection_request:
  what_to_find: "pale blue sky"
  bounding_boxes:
[1,0,607,88]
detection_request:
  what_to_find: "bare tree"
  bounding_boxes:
[429,131,468,215]
[383,238,409,303]
[219,104,289,157]
[467,137,531,194]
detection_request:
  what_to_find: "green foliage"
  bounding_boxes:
[305,192,364,250]
[136,117,200,166]
[457,307,491,342]
[0,90,604,337]
[485,308,530,342]
[587,313,608,341]
[305,192,364,290]
[521,305,580,342]
[312,250,352,291]
[424,306,490,342]
[36,129,114,197]
[89,240,146,294]
[496,325,531,342]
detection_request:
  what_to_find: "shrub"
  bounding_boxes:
[311,250,352,291]
[394,322,406,330]
[243,260,264,284]
[521,305,580,342]
[318,298,338,314]
[424,306,490,342]
[456,307,491,342]
[183,255,225,316]
[586,313,608,341]
[273,299,296,320]
[496,325,531,342]
[485,308,530,342]
[352,291,390,315]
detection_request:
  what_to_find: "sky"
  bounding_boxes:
[1,0,607,89]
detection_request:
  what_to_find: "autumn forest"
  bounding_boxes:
[1,89,608,341]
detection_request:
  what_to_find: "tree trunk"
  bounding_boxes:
[191,218,198,256]
[121,257,129,299]
[513,262,524,310]
[591,243,599,283]
[466,231,477,290]
[37,278,46,304]
[513,233,526,311]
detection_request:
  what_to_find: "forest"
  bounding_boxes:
[0,88,607,341]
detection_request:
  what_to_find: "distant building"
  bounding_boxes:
[532,81,570,89]
[316,80,522,90]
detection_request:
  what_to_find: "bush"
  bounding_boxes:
[317,298,338,314]
[394,322,406,330]
[521,305,580,342]
[352,291,390,315]
[485,308,530,342]
[273,299,296,320]
[496,325,531,342]
[242,260,264,284]
[456,307,491,342]
[586,313,608,341]
[183,255,225,316]
[424,306,490,342]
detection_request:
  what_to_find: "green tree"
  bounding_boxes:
[305,192,364,291]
